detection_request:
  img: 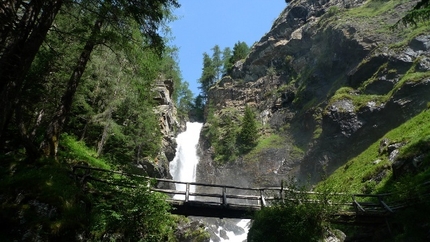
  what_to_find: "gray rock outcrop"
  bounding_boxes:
[144,79,183,178]
[198,0,430,186]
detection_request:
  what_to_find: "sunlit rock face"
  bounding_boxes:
[144,79,183,179]
[198,0,430,186]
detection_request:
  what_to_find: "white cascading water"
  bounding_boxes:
[169,121,249,241]
[169,122,203,200]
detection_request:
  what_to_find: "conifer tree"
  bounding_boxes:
[226,41,249,75]
[211,45,222,80]
[238,106,258,153]
[222,47,232,76]
[41,0,179,157]
[198,52,216,99]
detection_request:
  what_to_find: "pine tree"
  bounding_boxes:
[238,106,258,153]
[226,41,249,75]
[211,45,222,80]
[198,52,216,99]
[222,47,232,76]
[41,0,179,157]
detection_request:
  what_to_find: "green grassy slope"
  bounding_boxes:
[316,109,430,194]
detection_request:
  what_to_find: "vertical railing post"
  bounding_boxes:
[222,187,227,206]
[260,189,266,207]
[185,183,190,202]
[280,180,284,202]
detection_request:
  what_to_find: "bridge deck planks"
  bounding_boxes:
[168,200,260,219]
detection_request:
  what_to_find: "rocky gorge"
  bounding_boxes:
[186,2,430,240]
[0,0,428,241]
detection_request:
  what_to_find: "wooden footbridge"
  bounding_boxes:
[72,166,430,225]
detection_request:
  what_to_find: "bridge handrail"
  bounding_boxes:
[72,165,429,216]
[73,165,264,191]
[71,166,379,197]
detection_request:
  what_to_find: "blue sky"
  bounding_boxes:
[168,1,287,96]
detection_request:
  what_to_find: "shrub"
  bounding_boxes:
[248,182,334,242]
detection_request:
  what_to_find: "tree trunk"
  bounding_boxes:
[97,107,112,156]
[41,17,104,157]
[15,103,40,161]
[0,0,63,141]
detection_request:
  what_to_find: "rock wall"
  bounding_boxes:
[143,79,183,178]
[197,0,430,186]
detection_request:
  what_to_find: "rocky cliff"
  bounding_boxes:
[142,79,183,178]
[197,0,430,187]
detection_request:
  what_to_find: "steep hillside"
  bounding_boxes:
[197,0,430,188]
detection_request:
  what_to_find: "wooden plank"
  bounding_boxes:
[226,194,260,200]
[151,188,185,194]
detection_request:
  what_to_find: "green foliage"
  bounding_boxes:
[395,0,430,27]
[198,44,237,101]
[204,106,240,164]
[0,133,178,241]
[222,47,232,76]
[316,109,430,194]
[255,134,284,150]
[0,159,89,240]
[67,42,163,168]
[245,134,285,161]
[248,205,325,242]
[226,41,250,75]
[248,182,332,242]
[211,45,223,80]
[266,66,277,79]
[238,106,259,154]
[345,0,401,19]
[1,0,181,160]
[59,134,111,169]
[159,46,194,119]
[175,81,194,119]
[89,183,175,241]
[195,42,249,112]
[284,55,294,72]
[0,1,188,239]
[327,86,387,112]
[214,118,240,163]
[198,52,216,99]
[204,106,260,164]
[327,6,340,16]
[191,94,206,122]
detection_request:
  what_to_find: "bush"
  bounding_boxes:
[248,204,325,242]
[248,182,333,242]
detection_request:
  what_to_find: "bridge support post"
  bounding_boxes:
[185,183,190,202]
[222,187,227,206]
[280,180,285,202]
[260,189,267,207]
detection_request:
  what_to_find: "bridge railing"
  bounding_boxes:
[72,166,270,208]
[71,166,429,218]
[151,178,266,208]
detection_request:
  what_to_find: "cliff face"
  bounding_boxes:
[198,0,430,186]
[143,79,182,178]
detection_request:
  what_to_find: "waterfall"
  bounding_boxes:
[169,122,203,199]
[169,121,249,241]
